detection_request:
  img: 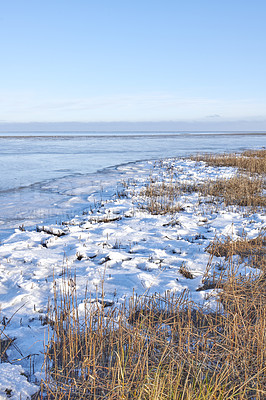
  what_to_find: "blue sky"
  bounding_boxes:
[0,0,266,127]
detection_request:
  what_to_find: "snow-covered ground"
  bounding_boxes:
[0,157,265,399]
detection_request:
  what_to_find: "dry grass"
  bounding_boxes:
[33,149,265,398]
[38,259,266,399]
[138,180,184,215]
[192,149,266,209]
[193,149,266,175]
[1,312,17,362]
[140,173,265,213]
[179,262,194,279]
[197,175,266,208]
[0,336,13,362]
[206,231,266,270]
[138,149,266,214]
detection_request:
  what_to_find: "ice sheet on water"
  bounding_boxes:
[0,132,265,241]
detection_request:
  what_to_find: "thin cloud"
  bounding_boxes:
[206,114,221,119]
[1,93,266,123]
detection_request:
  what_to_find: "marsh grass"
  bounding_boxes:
[179,262,194,279]
[197,175,266,208]
[193,149,266,175]
[206,231,266,269]
[192,149,266,209]
[39,258,266,399]
[38,149,266,399]
[138,149,266,213]
[139,173,265,213]
[138,179,184,215]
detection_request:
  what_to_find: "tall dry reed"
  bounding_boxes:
[38,258,265,399]
[37,149,265,399]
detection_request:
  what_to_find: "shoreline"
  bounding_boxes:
[1,131,266,138]
[0,149,265,398]
[1,132,265,243]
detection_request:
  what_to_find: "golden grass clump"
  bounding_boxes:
[138,149,266,214]
[198,174,266,208]
[193,149,266,175]
[138,180,184,215]
[206,231,266,270]
[38,260,266,399]
[179,262,194,279]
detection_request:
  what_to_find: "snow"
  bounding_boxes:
[0,363,38,400]
[0,156,265,398]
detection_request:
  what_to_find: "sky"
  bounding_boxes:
[0,0,266,129]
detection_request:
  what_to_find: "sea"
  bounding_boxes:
[0,131,265,241]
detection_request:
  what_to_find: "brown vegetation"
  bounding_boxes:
[38,259,265,399]
[179,262,194,279]
[138,180,184,215]
[198,175,265,208]
[193,149,266,175]
[35,149,265,399]
[138,149,266,213]
[206,231,266,269]
[193,149,266,209]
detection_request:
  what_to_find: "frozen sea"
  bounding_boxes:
[0,131,265,240]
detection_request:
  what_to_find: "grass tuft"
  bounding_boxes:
[193,149,266,175]
[206,231,266,269]
[198,174,265,208]
[39,259,266,399]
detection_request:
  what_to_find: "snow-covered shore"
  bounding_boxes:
[0,156,265,399]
